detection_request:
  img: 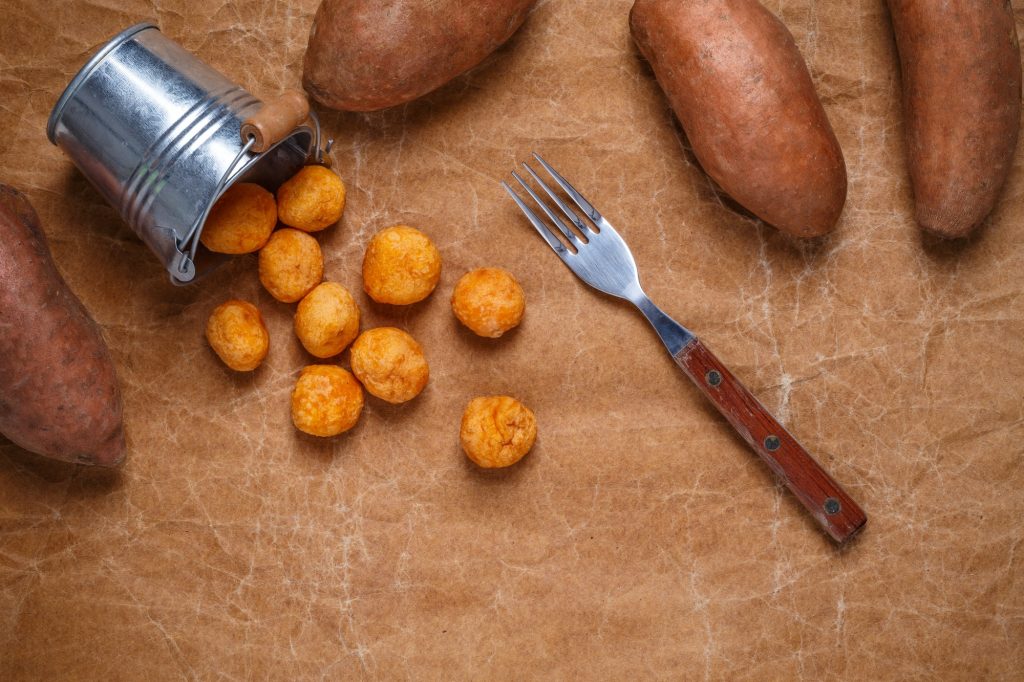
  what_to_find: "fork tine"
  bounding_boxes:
[501,181,569,256]
[522,162,594,236]
[510,171,581,247]
[532,153,603,224]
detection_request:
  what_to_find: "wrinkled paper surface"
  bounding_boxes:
[1,0,1022,678]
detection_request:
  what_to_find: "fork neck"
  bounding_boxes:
[625,284,695,356]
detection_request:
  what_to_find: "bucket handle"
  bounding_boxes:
[169,135,257,282]
[171,90,334,283]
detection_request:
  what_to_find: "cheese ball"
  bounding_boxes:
[291,365,364,437]
[349,327,429,403]
[362,225,442,305]
[460,396,537,468]
[200,183,277,254]
[451,267,525,338]
[277,165,346,233]
[258,228,324,303]
[205,299,269,371]
[294,282,360,358]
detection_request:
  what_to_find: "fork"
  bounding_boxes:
[503,153,866,544]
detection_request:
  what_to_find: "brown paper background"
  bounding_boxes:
[1,0,1023,678]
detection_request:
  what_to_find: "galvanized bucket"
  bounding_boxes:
[47,23,330,284]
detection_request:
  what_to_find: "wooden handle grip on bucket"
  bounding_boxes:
[241,89,310,152]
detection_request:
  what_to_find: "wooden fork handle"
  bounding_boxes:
[674,338,867,544]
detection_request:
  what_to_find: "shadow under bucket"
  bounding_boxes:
[47,22,329,284]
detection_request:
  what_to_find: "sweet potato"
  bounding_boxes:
[0,184,125,466]
[887,0,1021,238]
[303,0,537,111]
[630,0,847,238]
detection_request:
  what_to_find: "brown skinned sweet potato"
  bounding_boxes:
[630,0,847,238]
[0,184,125,466]
[887,0,1022,238]
[302,0,537,112]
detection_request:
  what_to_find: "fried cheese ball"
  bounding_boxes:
[258,228,324,302]
[205,299,269,371]
[362,225,441,305]
[349,327,429,403]
[291,365,364,437]
[451,267,525,338]
[277,165,346,233]
[460,396,537,468]
[200,183,277,254]
[294,282,360,358]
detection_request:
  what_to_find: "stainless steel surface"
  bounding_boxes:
[48,23,326,284]
[503,153,695,355]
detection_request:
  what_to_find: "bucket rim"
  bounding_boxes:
[47,22,159,144]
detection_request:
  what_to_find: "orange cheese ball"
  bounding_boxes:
[349,327,429,403]
[362,225,441,305]
[460,396,537,468]
[294,282,360,358]
[205,299,269,371]
[291,365,364,437]
[451,267,525,338]
[277,165,346,233]
[200,183,277,254]
[258,228,323,303]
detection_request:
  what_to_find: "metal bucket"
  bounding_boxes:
[47,23,329,284]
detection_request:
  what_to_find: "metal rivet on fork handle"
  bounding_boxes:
[705,370,722,387]
[824,498,841,515]
[764,435,781,451]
